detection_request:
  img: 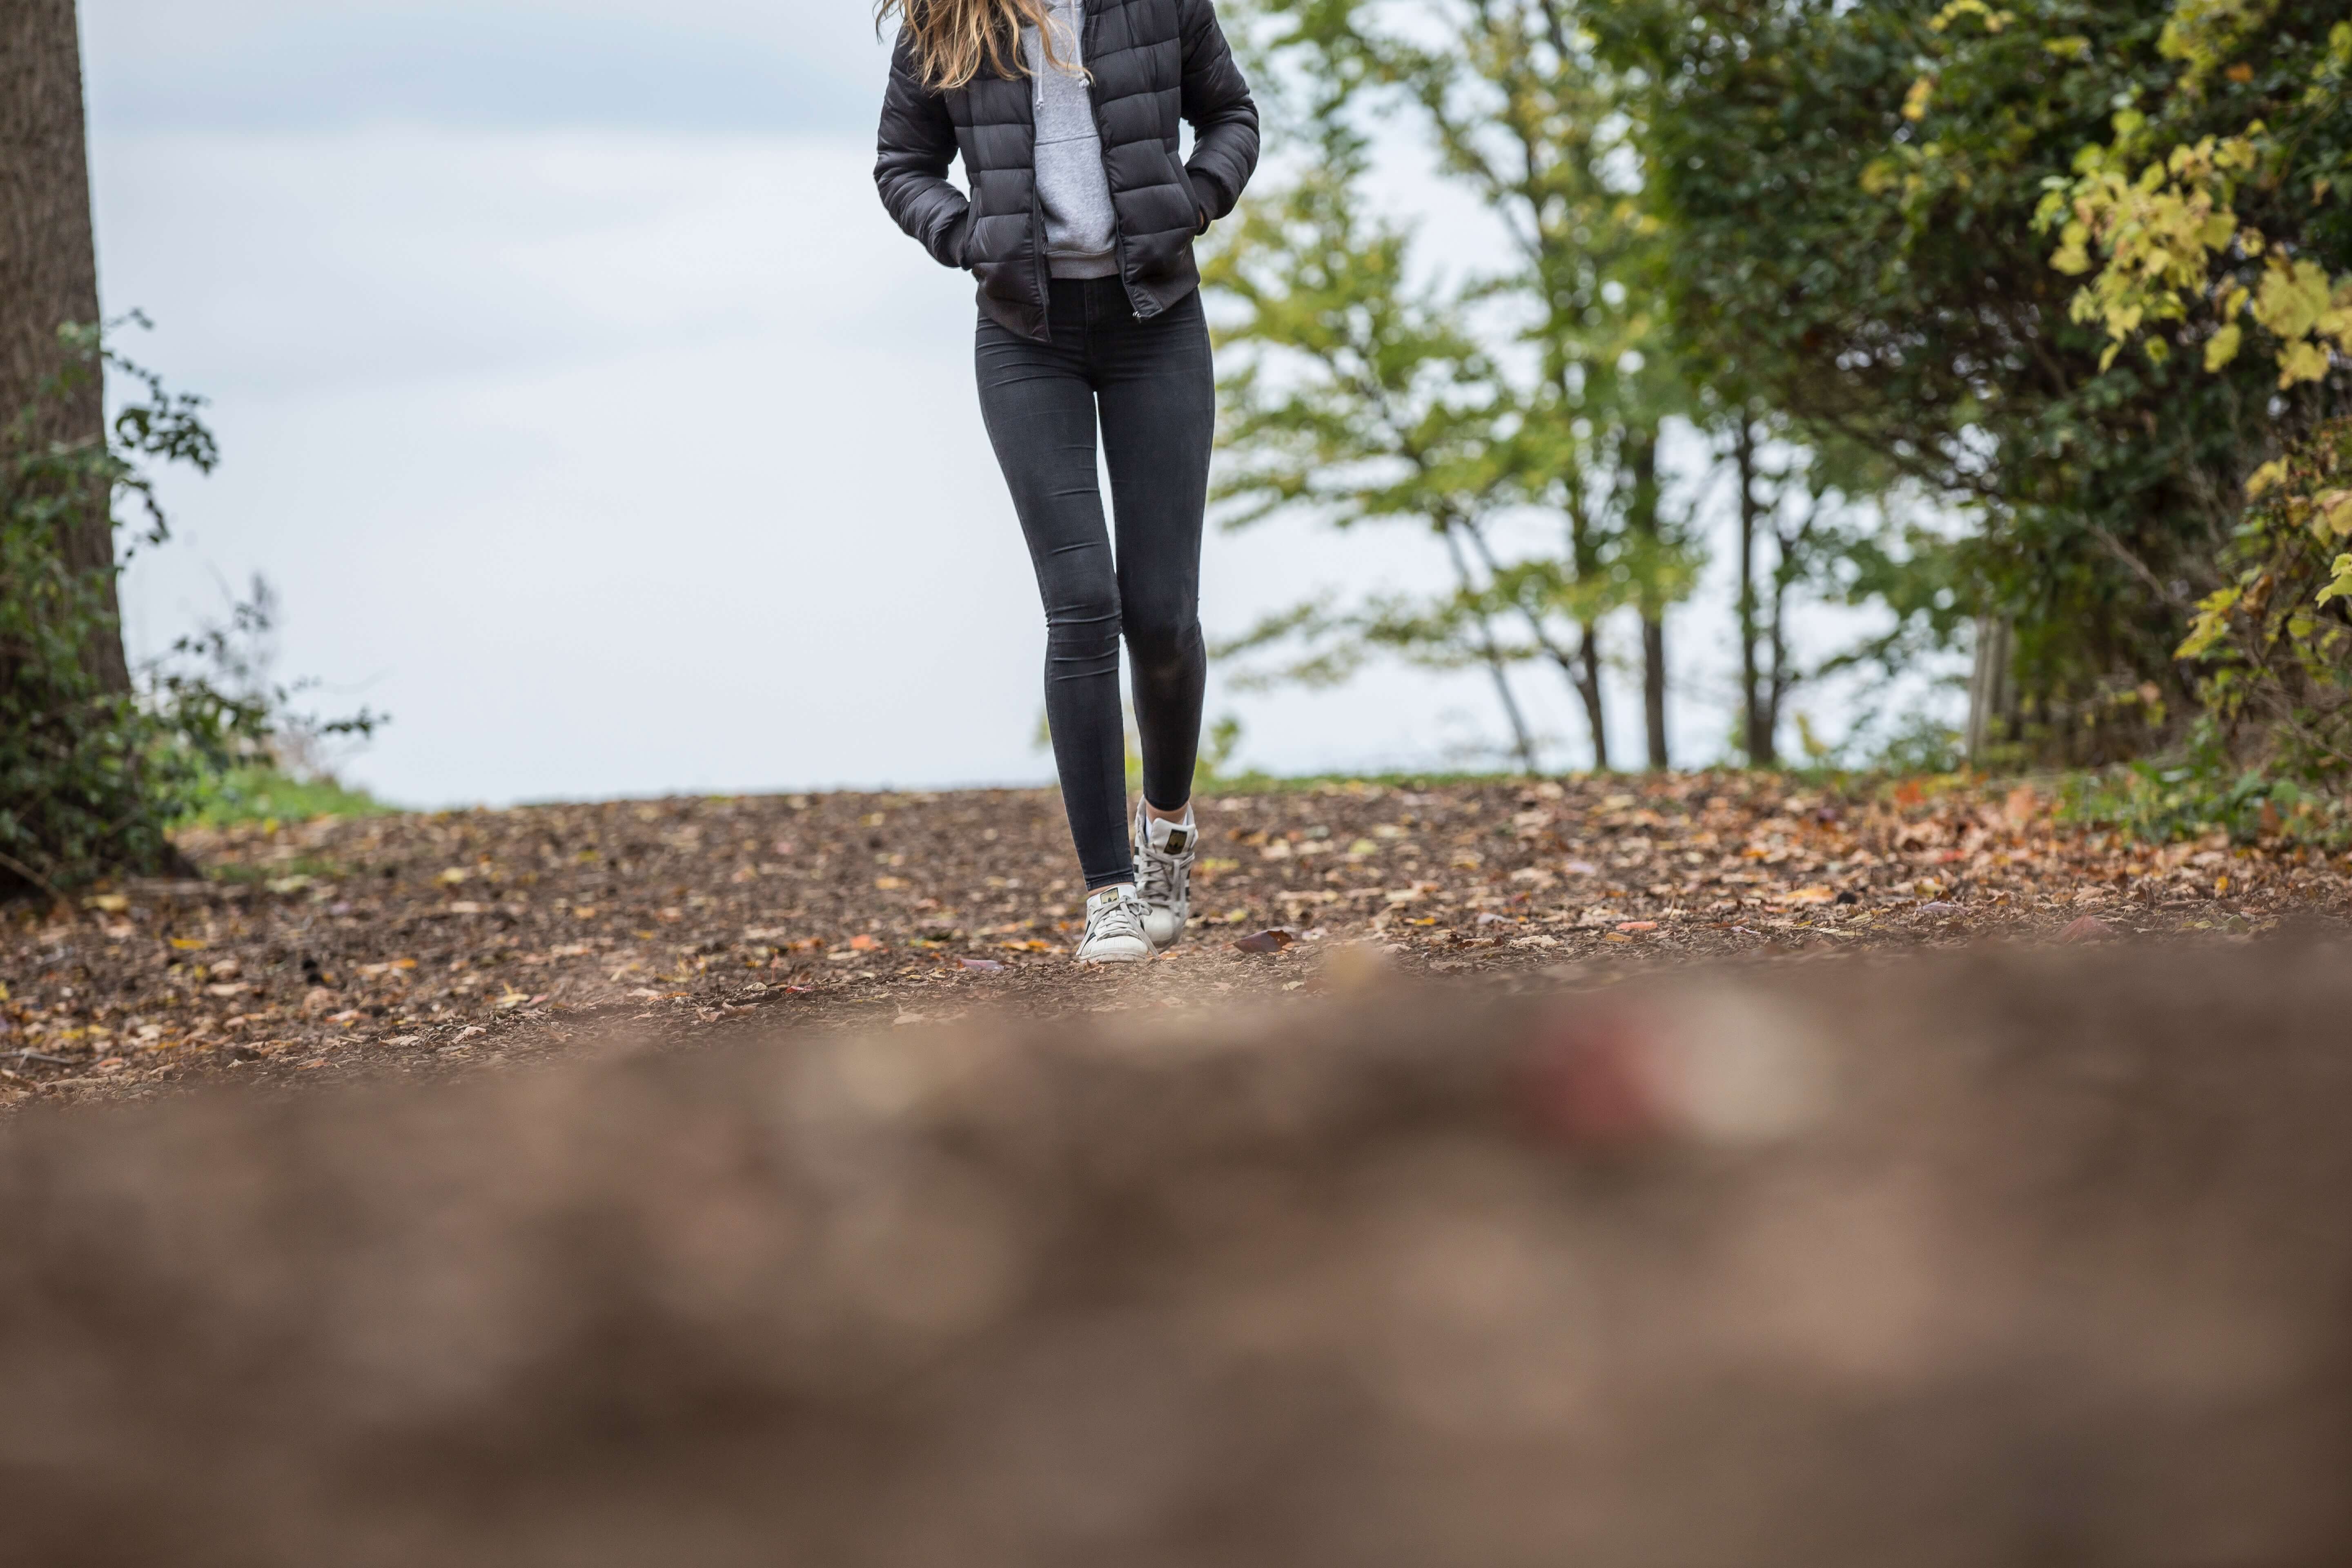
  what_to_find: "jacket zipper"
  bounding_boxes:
[1029,143,1051,340]
[1079,0,1146,318]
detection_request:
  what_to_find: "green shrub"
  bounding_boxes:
[2174,416,2352,787]
[2058,726,2352,847]
[0,322,378,898]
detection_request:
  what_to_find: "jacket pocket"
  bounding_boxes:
[1176,163,1203,230]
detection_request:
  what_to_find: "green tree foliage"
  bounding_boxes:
[1219,0,1971,773]
[1205,139,1554,770]
[1597,0,2350,765]
[1228,0,1726,768]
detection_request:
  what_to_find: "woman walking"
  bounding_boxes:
[874,0,1257,962]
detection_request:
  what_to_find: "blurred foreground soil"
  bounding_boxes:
[4,775,2346,1108]
[1,939,2349,1566]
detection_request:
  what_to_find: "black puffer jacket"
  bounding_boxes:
[874,0,1258,342]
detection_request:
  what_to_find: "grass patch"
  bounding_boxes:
[176,767,393,829]
[2055,762,2351,849]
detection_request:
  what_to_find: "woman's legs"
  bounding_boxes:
[1095,287,1214,815]
[975,291,1134,892]
[974,279,1216,896]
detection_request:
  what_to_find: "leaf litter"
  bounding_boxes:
[3,773,2345,1110]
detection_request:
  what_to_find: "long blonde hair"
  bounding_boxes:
[877,0,1079,91]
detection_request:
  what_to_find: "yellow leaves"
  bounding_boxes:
[2277,339,2334,386]
[2203,321,2243,370]
[2317,553,2352,609]
[2313,490,2352,538]
[2050,139,2255,364]
[2044,101,2352,388]
[1929,0,2014,32]
[2043,35,2091,60]
[2175,586,2241,659]
[1901,76,1934,123]
[2050,220,2093,275]
[2247,457,2290,499]
[2254,256,2332,341]
[2158,0,2283,95]
[2242,257,2352,386]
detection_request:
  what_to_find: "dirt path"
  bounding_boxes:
[4,773,2345,1110]
[6,941,2352,1565]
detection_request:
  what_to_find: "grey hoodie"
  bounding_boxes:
[1022,0,1120,279]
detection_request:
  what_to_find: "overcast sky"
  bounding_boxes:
[82,0,1932,808]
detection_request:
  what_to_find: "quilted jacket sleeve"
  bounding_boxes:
[874,31,973,269]
[1178,0,1258,223]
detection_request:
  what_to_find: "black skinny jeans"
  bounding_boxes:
[976,277,1213,891]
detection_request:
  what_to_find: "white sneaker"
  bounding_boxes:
[1076,884,1154,964]
[1133,803,1196,950]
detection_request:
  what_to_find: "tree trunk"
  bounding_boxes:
[1,0,124,693]
[1966,617,2014,765]
[1460,518,1598,777]
[1626,429,1668,770]
[1562,490,1608,770]
[1441,521,1539,774]
[1733,420,1774,765]
[1573,624,1606,770]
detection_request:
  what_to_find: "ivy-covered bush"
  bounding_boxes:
[2176,415,2352,779]
[1,325,280,898]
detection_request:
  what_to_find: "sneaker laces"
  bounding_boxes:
[1136,844,1182,907]
[1086,888,1149,944]
[1134,814,1194,908]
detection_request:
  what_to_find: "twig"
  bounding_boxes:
[0,848,66,911]
[4,1051,74,1067]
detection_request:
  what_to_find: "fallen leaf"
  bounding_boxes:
[85,894,129,913]
[1615,921,1659,934]
[1232,929,1299,954]
[959,957,1005,972]
[2058,915,2115,944]
[849,934,884,952]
